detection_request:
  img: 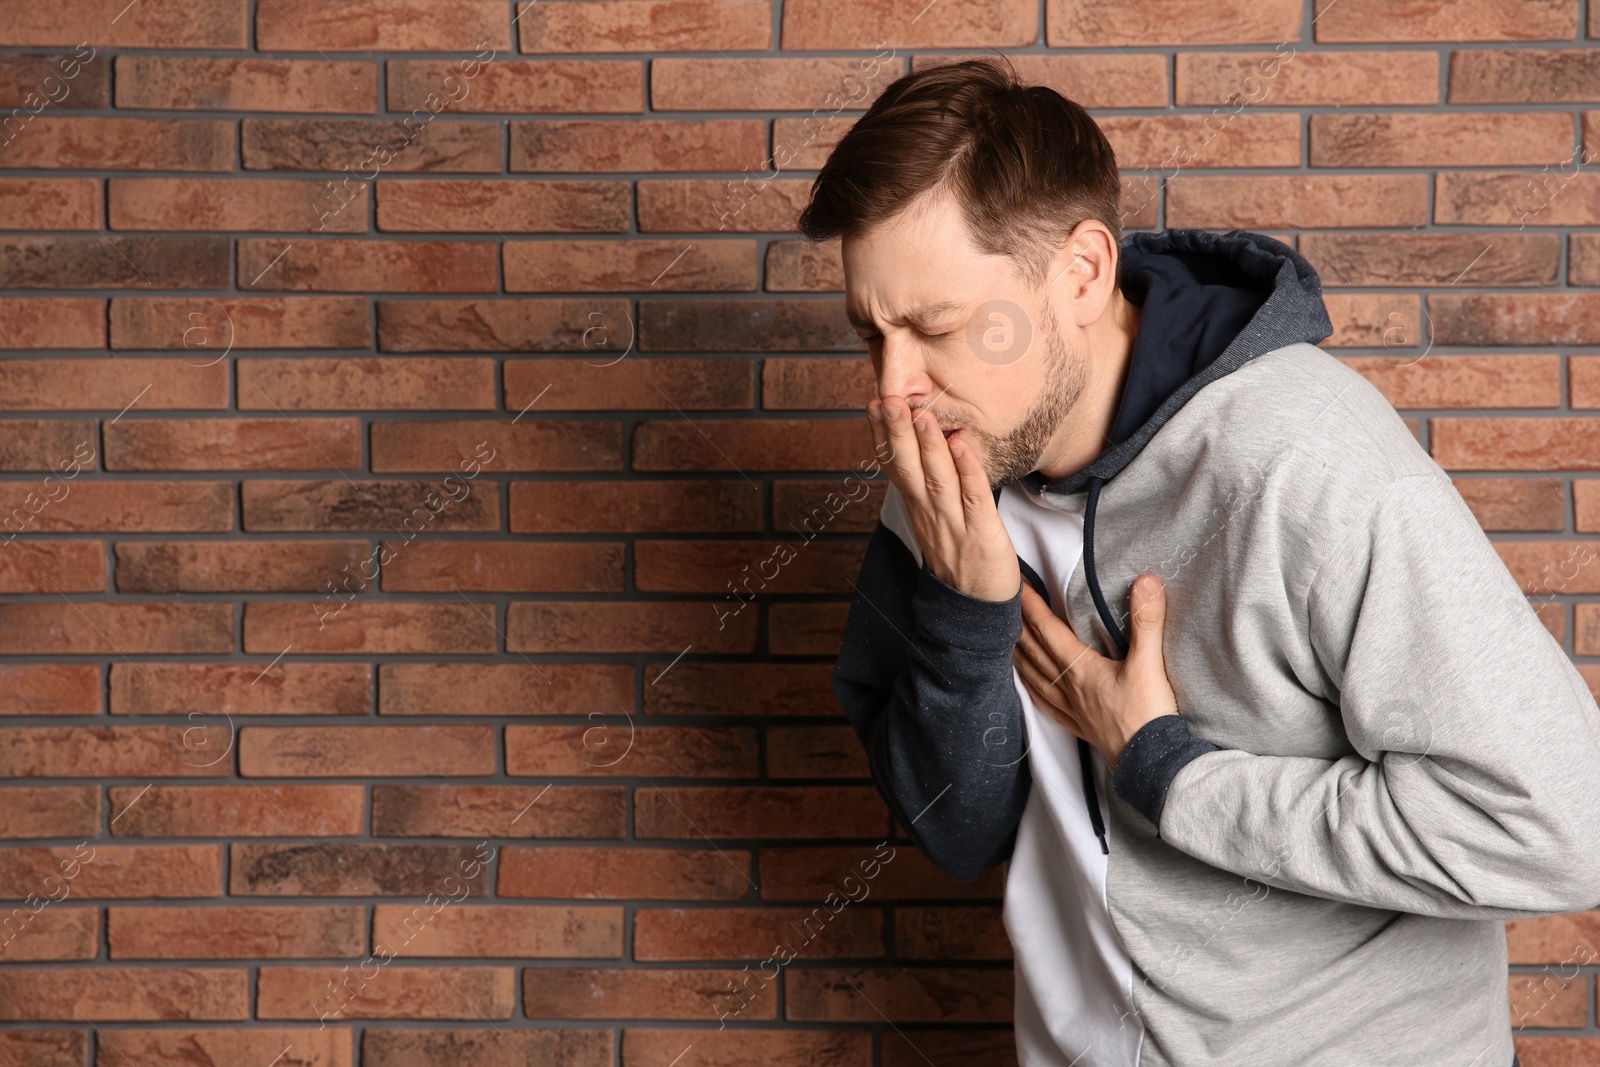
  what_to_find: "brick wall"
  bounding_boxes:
[0,0,1597,1064]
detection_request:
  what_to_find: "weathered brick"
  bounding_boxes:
[114,539,367,593]
[0,357,224,411]
[1433,418,1600,470]
[633,418,876,471]
[1450,49,1600,103]
[638,178,813,233]
[642,298,855,352]
[0,0,246,47]
[787,967,1012,1022]
[0,603,232,654]
[115,57,377,112]
[96,1029,354,1067]
[243,602,499,655]
[518,0,771,52]
[644,663,835,716]
[1505,911,1600,964]
[510,479,762,533]
[111,661,368,716]
[0,664,101,715]
[785,0,1032,48]
[775,480,886,535]
[1101,113,1301,169]
[1508,972,1588,1027]
[109,178,369,233]
[107,905,365,959]
[525,966,777,1020]
[0,845,221,899]
[1436,171,1600,227]
[240,357,496,410]
[505,724,757,778]
[765,239,844,292]
[0,908,97,960]
[0,54,108,109]
[767,602,847,654]
[764,357,874,410]
[1177,51,1437,106]
[633,905,883,960]
[1495,540,1600,595]
[496,844,752,895]
[0,968,248,1021]
[635,540,866,593]
[0,298,103,349]
[239,238,499,293]
[230,843,491,897]
[1168,175,1430,229]
[0,726,233,778]
[512,114,768,171]
[258,965,515,1020]
[912,53,1166,108]
[0,235,229,289]
[1313,0,1578,41]
[1301,233,1558,287]
[636,786,888,838]
[0,1032,89,1067]
[376,298,633,351]
[623,1030,871,1067]
[369,419,621,472]
[380,541,624,592]
[506,601,758,654]
[504,357,752,409]
[1454,477,1566,532]
[377,662,633,715]
[0,178,101,229]
[110,296,372,350]
[238,726,492,777]
[392,61,643,113]
[0,541,105,593]
[372,903,623,958]
[505,240,756,293]
[1432,293,1600,346]
[371,784,627,837]
[0,118,233,170]
[1337,355,1561,409]
[767,724,870,778]
[108,784,366,837]
[103,418,361,471]
[897,906,1012,960]
[256,1,513,51]
[0,785,98,838]
[1568,234,1600,286]
[652,58,899,112]
[242,119,502,172]
[0,418,93,472]
[377,180,631,232]
[1322,293,1421,349]
[760,845,999,901]
[242,479,500,532]
[363,1028,609,1067]
[1049,0,1300,45]
[1310,113,1574,166]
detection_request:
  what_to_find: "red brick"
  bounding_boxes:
[1509,972,1588,1028]
[0,785,98,838]
[0,845,221,899]
[768,725,869,778]
[371,784,626,838]
[377,662,631,715]
[644,663,834,716]
[110,297,372,350]
[0,968,248,1021]
[0,908,98,962]
[103,418,361,471]
[377,298,633,351]
[1311,113,1574,167]
[381,541,623,592]
[242,479,500,532]
[115,57,377,112]
[767,602,848,654]
[504,357,752,410]
[1338,355,1561,409]
[258,965,515,1020]
[524,966,777,1020]
[108,784,365,837]
[0,0,246,47]
[764,358,874,410]
[788,967,1012,1022]
[508,601,758,654]
[114,539,367,593]
[912,53,1167,109]
[1450,49,1600,103]
[240,357,496,410]
[0,483,233,537]
[0,178,101,229]
[496,844,752,895]
[644,299,855,352]
[370,419,621,472]
[518,0,771,52]
[1313,0,1578,41]
[377,180,631,232]
[760,845,1000,901]
[363,1029,609,1067]
[1495,540,1600,595]
[652,58,898,112]
[1049,0,1300,45]
[636,786,887,838]
[0,358,224,411]
[111,662,368,716]
[1432,293,1600,346]
[636,540,865,593]
[1433,418,1600,471]
[108,905,365,959]
[1569,235,1600,286]
[507,241,757,294]
[552,118,787,174]
[1436,171,1600,227]
[1505,911,1600,964]
[239,238,499,293]
[256,1,513,51]
[633,418,875,472]
[0,603,232,654]
[0,236,228,289]
[1169,175,1429,230]
[1322,293,1420,349]
[1454,477,1566,532]
[0,664,101,715]
[623,1030,871,1067]
[510,479,762,533]
[1301,233,1558,287]
[240,726,492,777]
[242,119,502,172]
[773,115,871,171]
[0,542,105,593]
[1176,51,1437,106]
[0,54,108,109]
[633,904,883,960]
[0,418,93,471]
[0,298,103,349]
[0,726,234,778]
[230,843,490,897]
[1573,356,1600,407]
[372,903,623,958]
[243,602,498,655]
[97,1029,353,1067]
[109,178,369,233]
[506,725,757,778]
[1100,113,1301,169]
[392,61,643,113]
[0,1031,88,1067]
[897,906,1012,960]
[775,480,886,535]
[0,118,233,170]
[638,178,813,233]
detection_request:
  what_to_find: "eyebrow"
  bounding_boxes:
[846,298,967,332]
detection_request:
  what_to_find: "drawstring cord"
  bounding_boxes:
[1078,475,1126,856]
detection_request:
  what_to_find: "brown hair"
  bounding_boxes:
[796,55,1122,291]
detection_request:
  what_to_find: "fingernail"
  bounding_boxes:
[886,403,900,420]
[867,403,881,423]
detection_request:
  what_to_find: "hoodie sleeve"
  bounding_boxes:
[831,516,1033,883]
[1115,468,1600,919]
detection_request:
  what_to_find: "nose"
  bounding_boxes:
[875,332,935,406]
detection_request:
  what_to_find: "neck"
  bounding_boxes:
[1034,289,1141,483]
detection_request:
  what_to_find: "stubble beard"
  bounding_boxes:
[963,306,1086,489]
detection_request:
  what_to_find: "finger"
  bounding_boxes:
[866,398,890,468]
[1014,651,1078,729]
[910,405,965,524]
[1126,573,1168,672]
[878,395,929,507]
[1019,582,1094,671]
[948,429,998,529]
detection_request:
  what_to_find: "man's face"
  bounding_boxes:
[842,189,1086,488]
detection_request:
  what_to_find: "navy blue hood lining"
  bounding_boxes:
[1012,229,1332,853]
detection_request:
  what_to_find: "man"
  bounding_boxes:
[799,57,1600,1067]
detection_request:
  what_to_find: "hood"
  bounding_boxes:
[1008,229,1332,858]
[1021,229,1333,497]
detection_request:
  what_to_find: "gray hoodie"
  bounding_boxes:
[832,228,1600,1066]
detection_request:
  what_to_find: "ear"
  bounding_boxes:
[1050,219,1119,328]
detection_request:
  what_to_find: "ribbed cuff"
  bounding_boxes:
[1112,714,1218,832]
[909,563,1023,654]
